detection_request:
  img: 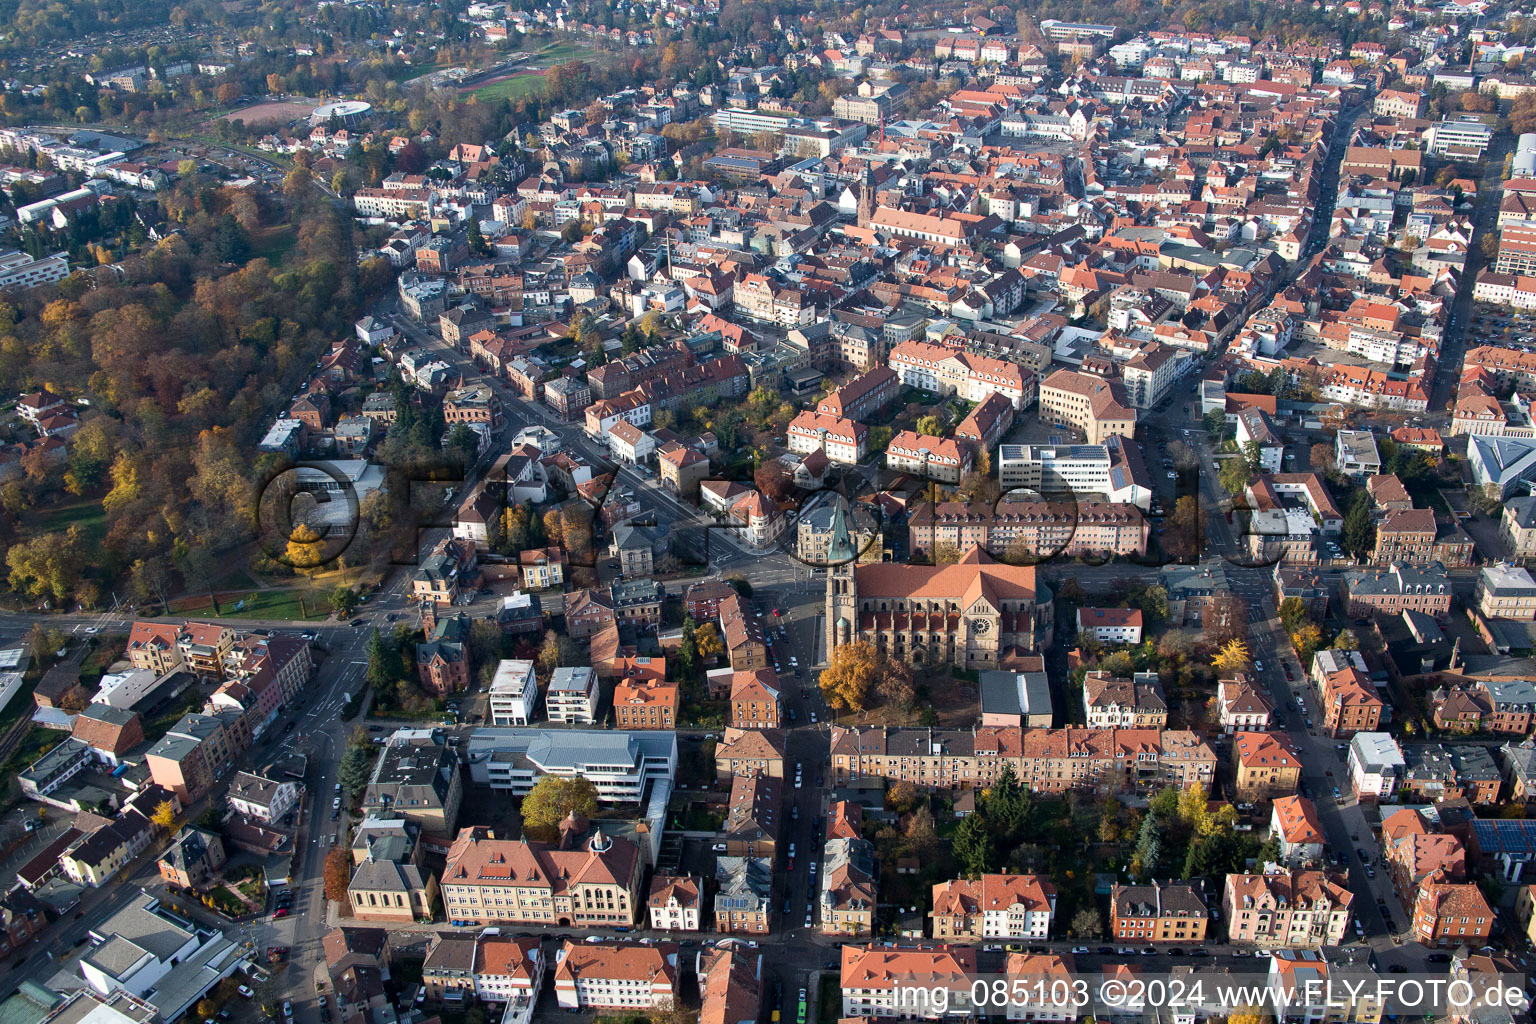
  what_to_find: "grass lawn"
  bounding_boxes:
[177,588,330,621]
[2,725,63,777]
[250,224,297,262]
[816,978,840,1024]
[472,73,547,103]
[536,41,602,63]
[27,500,106,547]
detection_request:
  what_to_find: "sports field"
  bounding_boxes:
[222,98,318,124]
[468,69,547,102]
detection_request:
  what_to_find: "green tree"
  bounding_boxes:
[915,414,942,437]
[1342,490,1374,560]
[331,586,359,617]
[1278,597,1310,634]
[366,629,404,690]
[953,813,997,878]
[521,776,600,841]
[1332,629,1360,651]
[1218,456,1251,495]
[339,743,375,796]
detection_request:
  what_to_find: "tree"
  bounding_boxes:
[130,555,171,614]
[339,743,375,796]
[1278,597,1310,634]
[1069,907,1102,938]
[1332,629,1360,651]
[933,542,961,565]
[886,780,922,814]
[875,656,917,711]
[7,527,86,604]
[24,624,67,660]
[818,640,882,712]
[1309,443,1336,475]
[286,522,326,572]
[695,622,725,661]
[1165,495,1204,562]
[915,414,942,437]
[323,847,351,902]
[1218,456,1251,495]
[331,586,359,618]
[151,800,178,832]
[1212,638,1252,673]
[467,218,492,256]
[1342,491,1374,561]
[903,804,940,860]
[1206,592,1250,648]
[1281,618,1322,661]
[953,813,997,878]
[521,776,600,841]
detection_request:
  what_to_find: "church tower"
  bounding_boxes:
[825,498,859,656]
[856,167,875,229]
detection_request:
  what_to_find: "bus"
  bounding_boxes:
[796,993,807,1024]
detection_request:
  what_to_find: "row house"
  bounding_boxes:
[827,726,1216,795]
[907,501,1149,560]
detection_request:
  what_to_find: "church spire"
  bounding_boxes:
[826,497,856,565]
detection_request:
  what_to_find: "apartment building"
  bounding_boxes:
[714,856,773,934]
[1339,562,1453,619]
[822,835,878,937]
[1037,370,1136,444]
[361,731,464,837]
[547,667,600,723]
[908,500,1150,560]
[1271,795,1326,866]
[1109,882,1208,943]
[730,669,781,729]
[1501,497,1536,560]
[1413,881,1495,947]
[1475,563,1536,620]
[788,411,868,464]
[613,678,679,730]
[553,941,679,1010]
[828,726,1215,794]
[840,945,978,1019]
[489,660,538,726]
[1076,608,1144,645]
[1082,673,1167,728]
[647,875,702,932]
[1223,869,1353,947]
[817,367,900,421]
[1233,731,1303,801]
[886,432,973,485]
[929,874,1057,939]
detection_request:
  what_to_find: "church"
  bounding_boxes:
[824,502,1054,669]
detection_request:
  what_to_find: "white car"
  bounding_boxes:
[794,776,802,789]
[1166,471,1177,479]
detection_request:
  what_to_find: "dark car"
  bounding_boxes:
[1427,953,1451,964]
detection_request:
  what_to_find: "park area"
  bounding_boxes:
[221,98,320,125]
